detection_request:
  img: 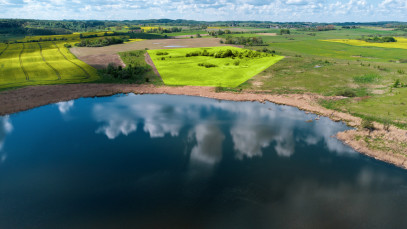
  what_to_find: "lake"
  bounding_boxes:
[1,94,407,229]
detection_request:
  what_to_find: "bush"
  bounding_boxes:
[353,73,381,83]
[336,89,357,97]
[64,43,72,48]
[393,79,401,88]
[156,51,168,56]
[362,119,375,132]
[234,60,240,66]
[383,119,391,132]
[198,63,218,68]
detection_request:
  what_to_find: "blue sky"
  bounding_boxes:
[0,0,406,22]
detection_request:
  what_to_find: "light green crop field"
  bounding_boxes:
[0,41,98,89]
[148,46,284,87]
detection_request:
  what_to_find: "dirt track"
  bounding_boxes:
[144,53,160,77]
[1,83,406,169]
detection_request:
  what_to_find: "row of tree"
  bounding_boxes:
[99,64,150,80]
[75,37,126,47]
[362,36,397,43]
[185,48,271,59]
[223,36,264,46]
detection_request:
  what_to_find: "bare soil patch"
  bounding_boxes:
[256,33,277,36]
[78,54,125,69]
[144,52,160,77]
[170,34,209,39]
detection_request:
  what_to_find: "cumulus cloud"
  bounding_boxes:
[0,0,405,22]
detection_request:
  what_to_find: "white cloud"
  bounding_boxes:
[0,0,405,22]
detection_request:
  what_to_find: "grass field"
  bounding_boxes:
[148,46,284,87]
[323,37,407,50]
[230,29,407,127]
[0,41,98,89]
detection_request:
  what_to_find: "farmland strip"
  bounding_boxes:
[52,42,90,79]
[38,43,61,80]
[19,44,29,80]
[0,44,9,57]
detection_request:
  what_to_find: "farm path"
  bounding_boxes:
[144,52,160,77]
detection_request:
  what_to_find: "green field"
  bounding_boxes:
[148,46,284,87]
[0,41,98,89]
[227,28,407,127]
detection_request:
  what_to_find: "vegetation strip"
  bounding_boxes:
[19,44,29,80]
[52,42,90,79]
[0,44,9,57]
[38,43,61,80]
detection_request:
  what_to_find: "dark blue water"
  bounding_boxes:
[1,94,407,229]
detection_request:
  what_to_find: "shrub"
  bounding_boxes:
[336,89,357,97]
[393,79,401,88]
[233,60,240,66]
[198,63,218,68]
[383,119,391,132]
[362,119,375,132]
[64,43,72,48]
[353,73,381,83]
[156,51,169,56]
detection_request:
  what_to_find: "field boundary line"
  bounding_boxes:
[0,44,9,57]
[38,43,61,80]
[52,42,90,79]
[19,43,29,80]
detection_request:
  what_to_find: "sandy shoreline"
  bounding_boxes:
[1,83,406,169]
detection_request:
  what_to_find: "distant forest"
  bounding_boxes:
[1,19,407,37]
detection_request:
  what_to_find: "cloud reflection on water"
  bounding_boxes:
[92,94,355,162]
[0,116,13,163]
[56,100,74,114]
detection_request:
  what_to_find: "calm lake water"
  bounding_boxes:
[1,94,407,229]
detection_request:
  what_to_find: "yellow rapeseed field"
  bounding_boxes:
[141,27,159,32]
[125,39,144,43]
[323,37,407,50]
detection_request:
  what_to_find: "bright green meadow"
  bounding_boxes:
[147,46,284,87]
